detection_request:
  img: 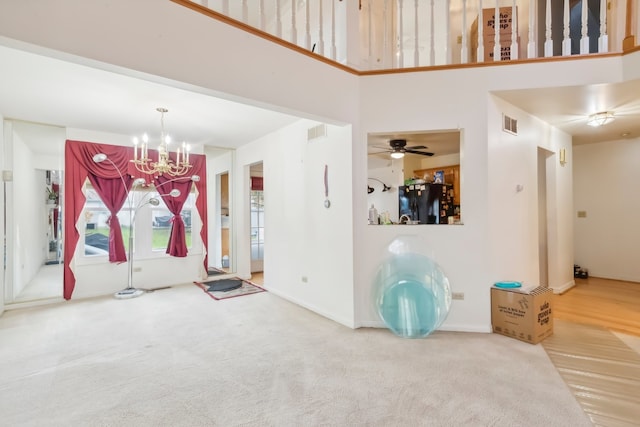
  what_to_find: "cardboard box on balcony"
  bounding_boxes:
[470,35,519,62]
[491,285,554,344]
[470,6,517,38]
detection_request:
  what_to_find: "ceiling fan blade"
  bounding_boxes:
[404,149,434,156]
[406,145,427,150]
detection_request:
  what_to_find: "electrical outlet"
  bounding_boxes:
[133,267,142,272]
[301,276,308,283]
[577,211,587,218]
[452,292,464,300]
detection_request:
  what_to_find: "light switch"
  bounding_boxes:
[577,211,587,218]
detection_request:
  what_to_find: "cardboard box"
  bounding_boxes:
[471,7,517,37]
[491,286,553,344]
[470,36,519,62]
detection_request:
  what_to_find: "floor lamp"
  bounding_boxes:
[92,153,198,299]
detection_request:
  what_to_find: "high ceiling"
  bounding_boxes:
[2,40,639,159]
[0,41,301,152]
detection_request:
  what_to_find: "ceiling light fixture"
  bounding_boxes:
[132,107,193,176]
[586,111,615,127]
[390,151,405,159]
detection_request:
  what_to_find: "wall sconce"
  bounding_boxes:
[559,148,567,166]
[368,178,391,194]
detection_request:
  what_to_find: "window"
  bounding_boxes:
[151,191,195,251]
[250,190,264,261]
[81,181,198,260]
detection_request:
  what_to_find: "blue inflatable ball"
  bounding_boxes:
[373,250,451,339]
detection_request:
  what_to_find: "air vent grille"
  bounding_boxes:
[307,124,327,141]
[503,114,518,135]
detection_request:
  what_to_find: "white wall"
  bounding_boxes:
[0,116,5,313]
[574,138,640,282]
[355,57,594,331]
[236,119,355,327]
[488,96,574,294]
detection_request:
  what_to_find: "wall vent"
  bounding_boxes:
[307,124,327,141]
[502,114,518,135]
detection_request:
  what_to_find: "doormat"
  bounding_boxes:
[194,278,266,300]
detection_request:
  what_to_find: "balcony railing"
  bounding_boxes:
[178,0,639,71]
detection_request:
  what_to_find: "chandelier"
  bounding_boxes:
[131,107,192,176]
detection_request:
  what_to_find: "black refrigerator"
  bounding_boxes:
[399,183,455,224]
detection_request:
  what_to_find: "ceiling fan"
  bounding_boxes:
[370,139,434,159]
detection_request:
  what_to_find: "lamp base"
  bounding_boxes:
[114,287,145,299]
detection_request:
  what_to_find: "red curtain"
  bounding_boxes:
[86,174,133,262]
[155,175,191,257]
[64,140,134,299]
[64,140,209,300]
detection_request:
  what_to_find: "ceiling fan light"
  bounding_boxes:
[390,151,404,159]
[587,111,615,127]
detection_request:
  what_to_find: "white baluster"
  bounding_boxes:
[493,1,500,61]
[598,0,608,53]
[276,0,282,38]
[368,0,373,62]
[527,0,536,57]
[222,0,229,15]
[461,0,468,64]
[259,0,266,31]
[242,0,248,23]
[430,0,435,65]
[291,0,297,45]
[398,0,404,68]
[318,0,325,56]
[305,0,311,50]
[562,0,571,55]
[510,0,517,59]
[580,0,589,53]
[414,0,420,66]
[331,0,337,60]
[444,0,451,64]
[544,0,553,57]
[477,0,484,63]
[383,0,390,68]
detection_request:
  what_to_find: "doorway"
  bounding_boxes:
[538,147,554,288]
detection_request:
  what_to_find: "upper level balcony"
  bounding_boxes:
[178,0,639,72]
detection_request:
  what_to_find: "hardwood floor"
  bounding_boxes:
[553,276,640,337]
[250,271,264,285]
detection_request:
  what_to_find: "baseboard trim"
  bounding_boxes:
[551,279,575,295]
[265,287,356,329]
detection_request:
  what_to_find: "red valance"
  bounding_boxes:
[251,176,264,191]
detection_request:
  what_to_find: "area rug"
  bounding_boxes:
[194,278,266,300]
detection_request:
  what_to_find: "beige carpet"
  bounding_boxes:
[0,284,590,426]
